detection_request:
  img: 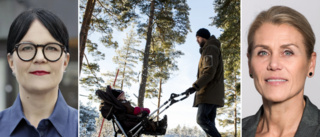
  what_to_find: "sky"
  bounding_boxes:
[79,0,225,131]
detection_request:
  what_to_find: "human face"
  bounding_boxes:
[248,23,316,103]
[118,93,126,100]
[196,36,206,47]
[7,20,70,94]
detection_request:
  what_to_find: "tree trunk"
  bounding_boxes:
[79,0,96,74]
[155,78,162,137]
[121,61,127,90]
[234,97,237,137]
[157,77,162,122]
[121,45,130,90]
[137,0,155,107]
[234,72,237,137]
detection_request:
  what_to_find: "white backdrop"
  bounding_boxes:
[241,0,320,118]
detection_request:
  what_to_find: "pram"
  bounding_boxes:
[96,85,190,137]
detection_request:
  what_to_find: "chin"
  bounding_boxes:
[262,92,294,103]
[22,83,58,94]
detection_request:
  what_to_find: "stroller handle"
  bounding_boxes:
[149,90,192,120]
[168,91,190,106]
[170,91,190,100]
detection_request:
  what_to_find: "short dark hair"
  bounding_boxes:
[7,8,69,54]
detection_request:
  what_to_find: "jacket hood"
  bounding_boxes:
[200,35,221,54]
[207,35,221,48]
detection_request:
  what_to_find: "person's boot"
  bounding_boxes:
[160,115,167,134]
[147,120,157,131]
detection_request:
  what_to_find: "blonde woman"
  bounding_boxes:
[242,6,319,137]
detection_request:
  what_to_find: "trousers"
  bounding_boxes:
[197,103,221,137]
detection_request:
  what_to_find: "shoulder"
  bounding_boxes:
[0,107,13,135]
[304,96,320,119]
[242,115,256,129]
[64,106,78,137]
[306,97,320,124]
[67,105,78,123]
[295,96,320,136]
[204,44,220,51]
[242,115,258,137]
[0,107,12,121]
[242,107,263,137]
[203,44,220,55]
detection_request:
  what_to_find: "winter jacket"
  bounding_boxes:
[119,99,150,115]
[192,36,225,107]
[120,100,135,114]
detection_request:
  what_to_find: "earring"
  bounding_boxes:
[250,74,253,78]
[12,72,15,76]
[309,72,313,77]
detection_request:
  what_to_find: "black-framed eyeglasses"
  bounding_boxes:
[12,42,67,62]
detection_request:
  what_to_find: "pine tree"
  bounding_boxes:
[166,125,206,136]
[79,0,138,72]
[103,25,140,90]
[211,0,240,136]
[143,34,184,120]
[79,0,138,103]
[79,102,100,136]
[174,124,181,136]
[93,116,114,136]
[143,33,183,98]
[80,0,97,73]
[80,62,105,92]
[80,0,191,109]
[136,0,191,107]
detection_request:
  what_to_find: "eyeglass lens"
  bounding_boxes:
[17,43,63,61]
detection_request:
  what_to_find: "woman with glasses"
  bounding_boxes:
[0,9,78,136]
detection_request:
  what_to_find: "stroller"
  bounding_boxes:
[96,85,190,137]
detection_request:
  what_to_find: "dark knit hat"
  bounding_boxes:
[196,28,210,39]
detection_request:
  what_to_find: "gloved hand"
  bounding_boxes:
[184,87,196,95]
[134,107,150,115]
[99,100,104,111]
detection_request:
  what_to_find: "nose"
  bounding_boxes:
[33,47,47,63]
[197,38,201,44]
[267,54,281,71]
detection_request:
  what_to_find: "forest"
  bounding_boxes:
[79,0,239,136]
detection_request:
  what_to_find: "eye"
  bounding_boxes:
[284,50,293,56]
[19,44,34,52]
[257,51,268,56]
[45,44,61,52]
[21,46,34,51]
[46,46,58,51]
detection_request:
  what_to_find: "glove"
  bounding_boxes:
[142,108,150,114]
[134,107,150,115]
[99,100,104,111]
[184,87,196,95]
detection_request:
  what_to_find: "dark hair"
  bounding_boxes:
[7,8,69,54]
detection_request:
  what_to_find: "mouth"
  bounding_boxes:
[266,79,287,82]
[265,77,288,85]
[30,70,50,76]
